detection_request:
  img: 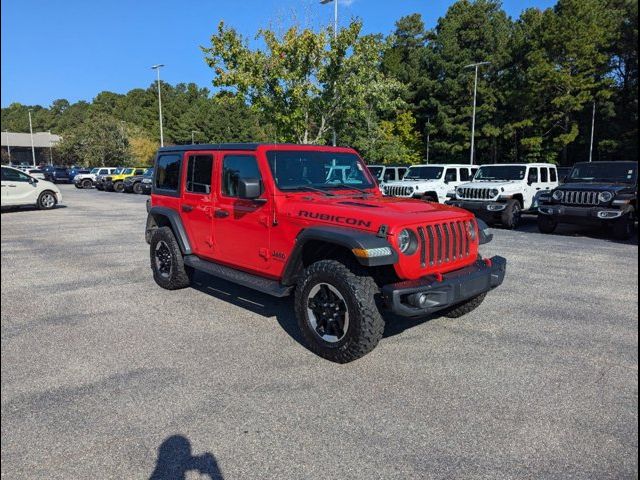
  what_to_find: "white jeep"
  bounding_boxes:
[381,164,478,203]
[446,163,558,229]
[74,167,118,189]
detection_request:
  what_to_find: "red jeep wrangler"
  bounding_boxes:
[145,144,506,363]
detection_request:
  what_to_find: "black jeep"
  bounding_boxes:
[537,161,637,240]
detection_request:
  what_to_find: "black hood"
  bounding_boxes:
[125,174,146,182]
[557,182,636,194]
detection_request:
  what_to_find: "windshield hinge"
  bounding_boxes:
[377,225,389,238]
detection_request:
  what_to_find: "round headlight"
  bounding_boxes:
[466,221,477,241]
[408,186,414,193]
[490,189,499,197]
[599,191,613,203]
[552,190,564,201]
[397,229,411,253]
[457,187,464,196]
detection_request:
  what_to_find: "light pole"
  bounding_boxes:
[589,100,596,162]
[321,0,338,146]
[28,110,36,166]
[5,130,11,163]
[426,117,431,164]
[151,64,165,147]
[48,130,53,165]
[464,61,490,165]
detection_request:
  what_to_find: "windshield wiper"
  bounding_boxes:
[284,185,335,196]
[329,184,372,195]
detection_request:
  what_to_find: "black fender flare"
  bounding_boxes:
[281,226,397,286]
[145,206,192,255]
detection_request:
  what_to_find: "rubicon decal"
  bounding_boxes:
[298,210,371,228]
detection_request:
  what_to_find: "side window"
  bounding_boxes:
[222,155,261,197]
[383,169,395,182]
[1,168,30,182]
[155,154,182,193]
[528,167,539,184]
[550,168,557,183]
[185,155,213,194]
[460,168,470,182]
[541,167,548,183]
[398,168,407,179]
[444,168,457,183]
[134,169,145,175]
[98,169,108,175]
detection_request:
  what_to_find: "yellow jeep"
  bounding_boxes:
[103,167,148,192]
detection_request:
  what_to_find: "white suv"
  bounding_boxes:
[1,166,62,210]
[74,167,118,189]
[367,165,408,184]
[381,164,479,203]
[446,163,558,229]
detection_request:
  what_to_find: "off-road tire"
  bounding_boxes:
[82,179,93,189]
[295,260,385,363]
[537,214,557,234]
[612,211,635,240]
[37,190,57,210]
[150,227,192,290]
[74,183,82,189]
[441,292,486,318]
[133,182,143,194]
[501,199,522,229]
[113,181,124,193]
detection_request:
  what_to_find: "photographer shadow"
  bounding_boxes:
[149,435,224,480]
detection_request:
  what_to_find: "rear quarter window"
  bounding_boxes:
[155,154,182,194]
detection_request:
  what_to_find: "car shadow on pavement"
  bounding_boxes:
[190,270,433,344]
[0,205,68,214]
[149,435,224,480]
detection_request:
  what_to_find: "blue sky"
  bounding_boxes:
[1,0,555,108]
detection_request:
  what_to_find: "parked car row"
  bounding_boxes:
[75,166,153,194]
[373,161,637,239]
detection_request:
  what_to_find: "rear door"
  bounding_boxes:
[180,153,215,257]
[213,152,271,272]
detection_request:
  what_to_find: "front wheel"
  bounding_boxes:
[113,181,124,193]
[133,182,143,194]
[149,227,192,290]
[537,214,557,234]
[82,179,93,189]
[501,199,522,229]
[612,212,635,240]
[295,260,385,363]
[37,191,57,210]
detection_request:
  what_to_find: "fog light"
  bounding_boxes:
[487,204,506,211]
[597,210,623,219]
[408,293,429,308]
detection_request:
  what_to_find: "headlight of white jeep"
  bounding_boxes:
[552,190,564,201]
[598,191,613,203]
[490,189,499,197]
[456,187,464,196]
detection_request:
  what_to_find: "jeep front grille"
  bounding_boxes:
[457,187,495,200]
[383,185,414,197]
[557,190,599,206]
[417,220,472,268]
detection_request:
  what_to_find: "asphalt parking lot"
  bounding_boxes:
[1,184,638,479]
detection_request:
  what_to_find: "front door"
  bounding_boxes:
[180,153,215,257]
[1,167,37,206]
[213,153,271,272]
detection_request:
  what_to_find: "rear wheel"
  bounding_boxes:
[37,191,57,210]
[501,199,522,229]
[537,214,557,234]
[295,260,384,363]
[133,182,143,194]
[149,227,192,290]
[82,179,93,189]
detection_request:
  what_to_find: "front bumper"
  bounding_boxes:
[382,256,507,317]
[538,204,631,224]
[140,183,152,194]
[103,180,115,191]
[446,200,507,216]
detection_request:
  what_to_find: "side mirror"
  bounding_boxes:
[238,178,262,200]
[29,177,38,185]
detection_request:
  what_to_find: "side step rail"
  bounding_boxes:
[183,255,293,298]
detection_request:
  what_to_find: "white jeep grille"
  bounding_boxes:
[457,187,496,200]
[383,185,414,197]
[557,190,599,206]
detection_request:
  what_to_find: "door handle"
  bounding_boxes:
[181,204,194,212]
[214,209,229,218]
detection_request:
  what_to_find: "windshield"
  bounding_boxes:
[122,168,134,175]
[475,165,526,181]
[267,151,375,191]
[568,162,637,183]
[90,168,99,174]
[112,168,123,175]
[404,166,443,180]
[144,168,154,177]
[367,166,383,179]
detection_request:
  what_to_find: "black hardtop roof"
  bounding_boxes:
[157,143,355,153]
[573,160,637,165]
